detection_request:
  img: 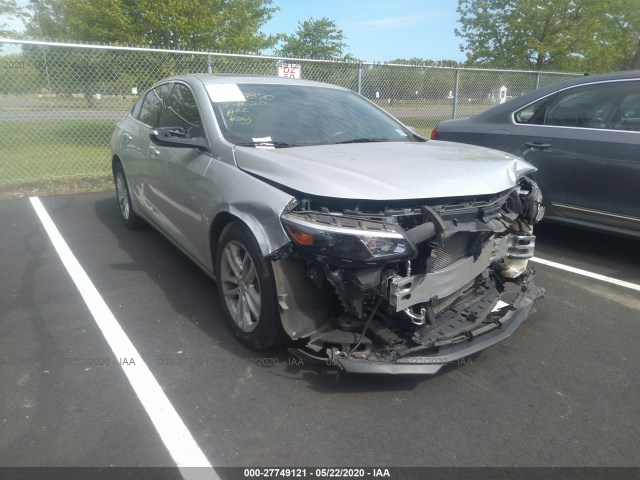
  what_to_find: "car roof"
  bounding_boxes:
[476,69,640,121]
[526,69,640,98]
[160,73,348,90]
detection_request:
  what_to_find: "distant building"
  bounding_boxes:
[488,85,508,104]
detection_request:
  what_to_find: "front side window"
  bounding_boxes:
[137,83,171,127]
[611,92,640,132]
[162,83,204,137]
[209,83,420,147]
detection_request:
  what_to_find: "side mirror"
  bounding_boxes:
[150,127,209,151]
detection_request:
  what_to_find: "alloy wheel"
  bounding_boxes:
[220,240,261,332]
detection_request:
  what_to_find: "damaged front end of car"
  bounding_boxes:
[269,176,546,374]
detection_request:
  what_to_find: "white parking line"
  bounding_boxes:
[532,256,640,292]
[30,197,218,480]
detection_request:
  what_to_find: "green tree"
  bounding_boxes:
[20,0,279,106]
[0,0,26,37]
[25,0,278,52]
[276,17,347,60]
[456,0,640,72]
[585,0,640,71]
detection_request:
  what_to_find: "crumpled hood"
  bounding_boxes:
[234,140,536,200]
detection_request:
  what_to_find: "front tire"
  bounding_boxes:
[215,222,287,350]
[113,162,144,229]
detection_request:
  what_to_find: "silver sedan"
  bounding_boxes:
[111,74,545,374]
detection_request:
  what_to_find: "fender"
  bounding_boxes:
[203,157,295,264]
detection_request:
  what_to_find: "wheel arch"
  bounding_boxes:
[209,209,284,272]
[210,212,239,267]
[111,154,122,173]
[112,154,145,229]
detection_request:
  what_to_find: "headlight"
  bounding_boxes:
[281,212,416,262]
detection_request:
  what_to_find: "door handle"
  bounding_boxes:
[524,142,551,150]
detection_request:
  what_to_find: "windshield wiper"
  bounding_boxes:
[235,141,300,148]
[333,138,391,144]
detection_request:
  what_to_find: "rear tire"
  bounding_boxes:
[113,162,144,229]
[215,222,287,350]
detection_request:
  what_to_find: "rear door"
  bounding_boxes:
[125,82,173,221]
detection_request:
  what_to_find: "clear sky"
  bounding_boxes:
[261,0,466,62]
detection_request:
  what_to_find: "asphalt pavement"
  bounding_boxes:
[1,191,639,472]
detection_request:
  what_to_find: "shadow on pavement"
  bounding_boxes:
[534,221,638,281]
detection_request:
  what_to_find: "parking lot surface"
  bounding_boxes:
[1,192,639,471]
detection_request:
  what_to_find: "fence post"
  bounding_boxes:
[357,63,362,94]
[535,71,541,90]
[452,68,460,119]
[207,54,212,74]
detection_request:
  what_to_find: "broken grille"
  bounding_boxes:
[432,281,474,315]
[431,232,479,272]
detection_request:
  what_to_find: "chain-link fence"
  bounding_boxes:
[0,39,581,188]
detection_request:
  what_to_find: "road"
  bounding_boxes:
[0,110,128,121]
[0,100,489,123]
[1,192,639,477]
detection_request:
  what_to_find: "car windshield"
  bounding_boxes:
[209,83,420,147]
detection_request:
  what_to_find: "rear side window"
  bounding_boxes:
[136,83,171,127]
[514,97,548,124]
[162,83,204,137]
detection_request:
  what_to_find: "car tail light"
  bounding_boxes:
[430,127,439,140]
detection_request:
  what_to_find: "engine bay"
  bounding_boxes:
[270,177,546,373]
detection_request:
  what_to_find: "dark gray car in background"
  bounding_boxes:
[433,71,640,239]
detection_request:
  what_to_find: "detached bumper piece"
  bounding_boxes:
[332,278,544,375]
